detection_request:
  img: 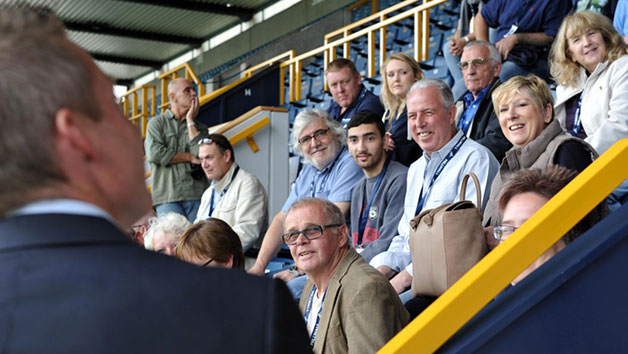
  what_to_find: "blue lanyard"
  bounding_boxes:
[310,150,342,197]
[304,285,326,348]
[208,166,240,217]
[357,159,390,246]
[415,134,467,215]
[572,95,583,136]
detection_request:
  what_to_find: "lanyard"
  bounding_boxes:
[208,166,240,217]
[415,134,467,215]
[572,94,583,136]
[309,150,342,197]
[357,159,390,246]
[304,285,326,348]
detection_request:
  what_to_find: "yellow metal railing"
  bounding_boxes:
[281,0,446,101]
[378,139,628,354]
[123,51,295,127]
[213,106,287,153]
[324,0,437,73]
[120,84,156,138]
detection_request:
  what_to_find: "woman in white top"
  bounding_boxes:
[550,11,628,209]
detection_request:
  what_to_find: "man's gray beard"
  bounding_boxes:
[305,141,340,170]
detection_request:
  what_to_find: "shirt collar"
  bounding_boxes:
[9,198,115,224]
[211,163,238,192]
[463,84,491,106]
[425,130,465,163]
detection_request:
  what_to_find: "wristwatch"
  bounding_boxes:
[463,35,470,43]
[288,264,300,277]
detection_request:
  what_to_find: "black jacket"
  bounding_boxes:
[0,214,312,354]
[456,78,512,162]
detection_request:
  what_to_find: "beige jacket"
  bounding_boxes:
[299,248,410,354]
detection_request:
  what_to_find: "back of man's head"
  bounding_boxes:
[0,5,101,216]
[346,110,385,138]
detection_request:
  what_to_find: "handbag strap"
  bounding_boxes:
[459,172,482,210]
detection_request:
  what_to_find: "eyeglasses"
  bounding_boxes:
[201,258,214,267]
[198,138,214,145]
[457,58,487,71]
[298,128,330,146]
[281,224,341,245]
[493,225,519,241]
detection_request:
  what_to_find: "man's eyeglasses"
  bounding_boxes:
[201,258,214,267]
[281,224,341,245]
[298,128,330,146]
[493,225,519,241]
[457,58,487,71]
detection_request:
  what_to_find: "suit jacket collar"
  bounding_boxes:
[0,214,131,252]
[310,247,361,353]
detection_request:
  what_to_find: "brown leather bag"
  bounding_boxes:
[409,173,488,297]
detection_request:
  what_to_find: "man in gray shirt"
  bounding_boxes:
[347,111,408,263]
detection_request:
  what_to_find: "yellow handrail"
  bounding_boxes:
[228,116,271,153]
[378,139,628,354]
[214,106,288,135]
[120,84,156,138]
[281,0,445,101]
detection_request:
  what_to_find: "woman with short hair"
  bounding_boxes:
[483,75,597,236]
[176,218,245,270]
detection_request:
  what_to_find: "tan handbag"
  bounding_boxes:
[409,173,488,297]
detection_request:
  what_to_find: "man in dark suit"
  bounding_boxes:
[454,40,512,162]
[0,6,311,354]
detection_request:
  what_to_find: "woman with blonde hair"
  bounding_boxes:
[380,52,424,166]
[550,11,628,209]
[482,75,596,236]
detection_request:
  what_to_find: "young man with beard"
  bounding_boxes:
[346,111,408,262]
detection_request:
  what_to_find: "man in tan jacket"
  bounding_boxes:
[282,197,409,353]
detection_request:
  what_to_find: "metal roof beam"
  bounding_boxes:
[91,53,163,69]
[65,20,204,46]
[116,0,254,21]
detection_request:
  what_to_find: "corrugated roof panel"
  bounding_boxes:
[67,31,189,61]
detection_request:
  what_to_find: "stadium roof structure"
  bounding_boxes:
[20,0,274,85]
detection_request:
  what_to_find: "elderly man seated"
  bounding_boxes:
[283,197,409,354]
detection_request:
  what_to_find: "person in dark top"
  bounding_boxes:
[0,6,311,353]
[455,41,512,162]
[379,52,424,166]
[325,58,384,127]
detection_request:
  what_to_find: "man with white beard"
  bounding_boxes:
[249,110,362,295]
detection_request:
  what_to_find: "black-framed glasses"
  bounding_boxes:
[201,258,214,267]
[281,224,341,245]
[458,58,487,71]
[493,225,519,241]
[198,138,214,145]
[298,128,330,145]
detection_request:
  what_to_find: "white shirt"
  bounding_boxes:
[376,130,499,275]
[10,199,115,224]
[195,163,268,251]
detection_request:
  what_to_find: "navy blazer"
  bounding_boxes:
[0,214,311,354]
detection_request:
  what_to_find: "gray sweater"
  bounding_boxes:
[350,160,408,262]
